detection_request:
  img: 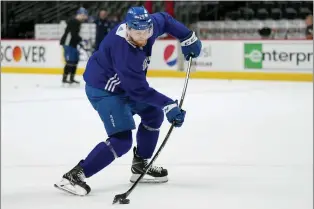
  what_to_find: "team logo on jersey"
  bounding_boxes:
[117,26,123,32]
[164,44,177,67]
[143,56,150,71]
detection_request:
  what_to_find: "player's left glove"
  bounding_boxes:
[180,31,202,61]
[163,100,186,127]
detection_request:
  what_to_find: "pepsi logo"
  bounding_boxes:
[163,44,177,66]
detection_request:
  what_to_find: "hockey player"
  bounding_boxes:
[60,7,88,84]
[54,6,202,196]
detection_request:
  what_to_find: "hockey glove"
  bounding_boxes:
[180,31,202,61]
[163,100,186,127]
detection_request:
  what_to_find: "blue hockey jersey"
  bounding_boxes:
[83,12,191,108]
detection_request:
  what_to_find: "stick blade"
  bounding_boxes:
[112,192,129,204]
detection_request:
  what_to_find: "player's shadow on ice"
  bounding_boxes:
[166,182,214,190]
[92,182,165,195]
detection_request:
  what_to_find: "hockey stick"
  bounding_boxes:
[113,56,193,204]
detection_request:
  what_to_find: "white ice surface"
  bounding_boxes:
[1,74,313,209]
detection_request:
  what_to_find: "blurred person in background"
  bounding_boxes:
[60,7,88,84]
[94,9,110,52]
[258,27,275,40]
[109,13,120,29]
[305,15,313,40]
[5,11,18,38]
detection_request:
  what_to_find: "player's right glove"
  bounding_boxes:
[163,100,186,127]
[180,31,202,61]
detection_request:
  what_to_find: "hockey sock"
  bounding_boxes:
[69,65,77,81]
[136,123,159,159]
[62,64,71,81]
[80,131,133,178]
[64,64,71,74]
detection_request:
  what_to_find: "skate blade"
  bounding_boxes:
[54,178,87,196]
[61,83,72,88]
[61,82,80,88]
[130,174,168,183]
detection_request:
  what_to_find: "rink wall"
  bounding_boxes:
[1,39,313,82]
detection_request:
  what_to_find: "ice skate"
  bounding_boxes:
[62,74,71,85]
[130,147,168,183]
[69,79,80,85]
[61,73,75,87]
[54,161,91,196]
[69,74,80,85]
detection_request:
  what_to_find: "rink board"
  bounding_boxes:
[1,39,313,82]
[1,67,312,82]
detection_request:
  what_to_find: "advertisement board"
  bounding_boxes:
[148,40,178,71]
[188,41,242,71]
[244,42,313,72]
[0,40,62,68]
[1,39,312,81]
[1,40,97,70]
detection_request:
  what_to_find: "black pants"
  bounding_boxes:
[63,61,78,82]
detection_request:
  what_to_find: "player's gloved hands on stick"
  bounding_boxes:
[180,31,202,61]
[163,100,186,127]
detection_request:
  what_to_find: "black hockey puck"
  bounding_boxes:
[119,199,130,204]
